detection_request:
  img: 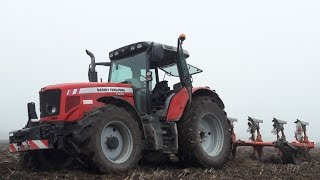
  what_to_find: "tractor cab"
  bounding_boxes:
[89,35,203,117]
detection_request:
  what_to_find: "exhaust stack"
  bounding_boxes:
[86,50,98,82]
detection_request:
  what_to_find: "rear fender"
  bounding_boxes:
[192,87,225,109]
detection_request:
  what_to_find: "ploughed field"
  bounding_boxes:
[1,144,319,180]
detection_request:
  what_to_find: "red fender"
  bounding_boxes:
[166,87,189,121]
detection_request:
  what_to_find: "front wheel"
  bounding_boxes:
[74,105,142,173]
[178,96,231,168]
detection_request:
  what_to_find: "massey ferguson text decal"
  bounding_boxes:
[67,87,133,95]
[97,88,126,92]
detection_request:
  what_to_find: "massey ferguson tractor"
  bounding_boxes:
[9,34,231,173]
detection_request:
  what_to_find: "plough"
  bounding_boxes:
[229,117,315,163]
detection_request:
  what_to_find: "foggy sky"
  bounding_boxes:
[0,1,319,142]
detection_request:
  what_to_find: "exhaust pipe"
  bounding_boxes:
[86,50,98,82]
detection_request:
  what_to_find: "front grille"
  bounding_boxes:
[40,89,61,118]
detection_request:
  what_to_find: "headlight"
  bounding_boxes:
[47,105,57,115]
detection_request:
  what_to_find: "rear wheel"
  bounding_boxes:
[73,105,142,173]
[178,96,231,168]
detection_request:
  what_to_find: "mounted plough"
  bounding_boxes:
[229,117,315,163]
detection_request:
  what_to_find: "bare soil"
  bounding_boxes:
[0,144,319,180]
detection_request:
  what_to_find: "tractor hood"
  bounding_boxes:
[39,82,134,122]
[41,82,133,94]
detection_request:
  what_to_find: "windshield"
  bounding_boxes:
[109,52,147,88]
[160,63,203,77]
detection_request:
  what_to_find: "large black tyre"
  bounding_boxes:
[19,150,73,170]
[178,96,231,168]
[73,105,142,173]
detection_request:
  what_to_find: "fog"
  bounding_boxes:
[0,1,319,142]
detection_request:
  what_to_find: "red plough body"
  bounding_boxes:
[229,117,315,163]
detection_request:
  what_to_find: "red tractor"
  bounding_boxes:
[9,34,231,172]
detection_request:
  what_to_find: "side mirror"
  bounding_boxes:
[151,44,164,61]
[146,71,153,82]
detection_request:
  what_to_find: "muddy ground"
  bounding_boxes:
[0,144,319,180]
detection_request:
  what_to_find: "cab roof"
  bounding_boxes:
[109,41,189,63]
